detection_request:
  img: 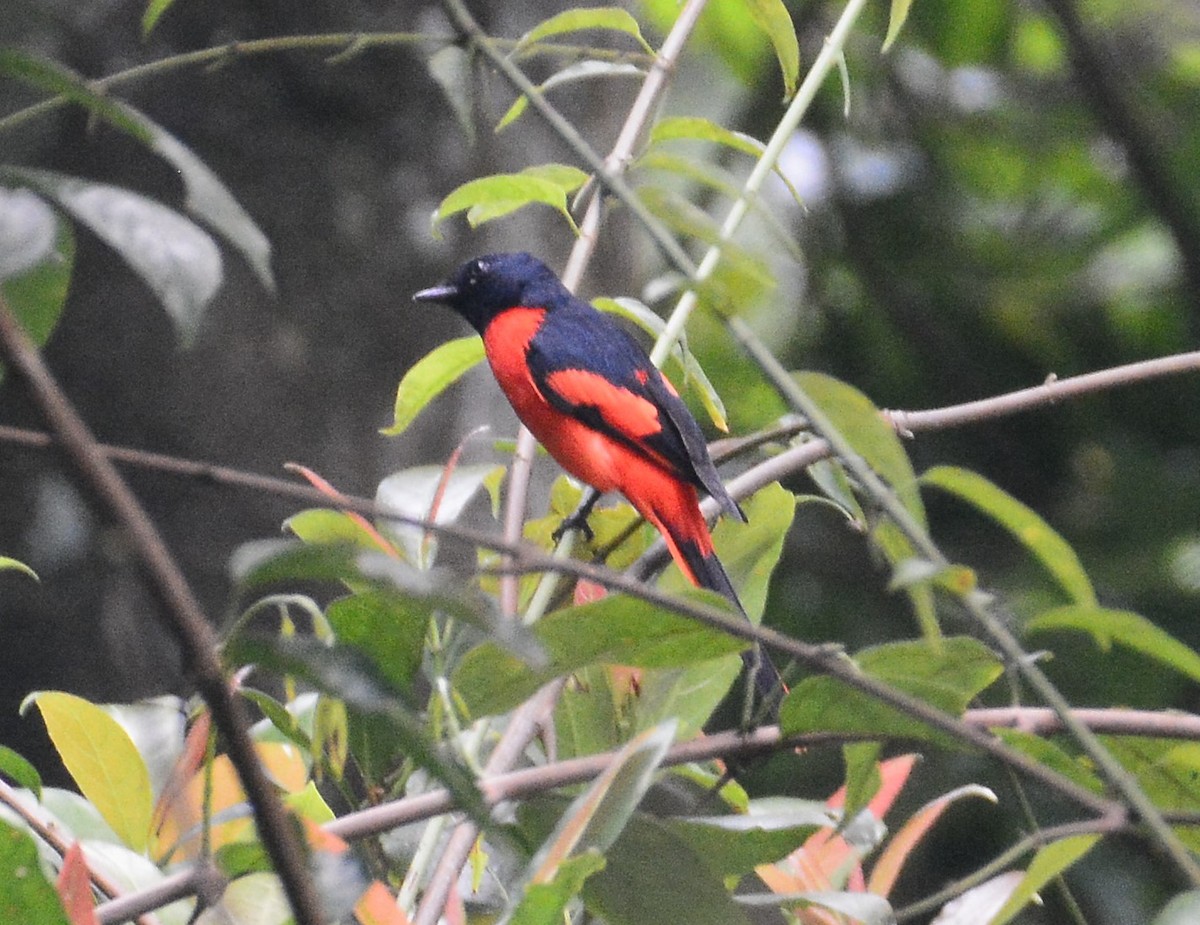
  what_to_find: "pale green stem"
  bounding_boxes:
[650,0,870,367]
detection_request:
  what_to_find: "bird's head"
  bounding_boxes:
[413,252,564,332]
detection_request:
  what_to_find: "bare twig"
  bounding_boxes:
[0,296,325,925]
[887,351,1200,434]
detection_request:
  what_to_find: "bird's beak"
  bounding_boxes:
[412,283,458,303]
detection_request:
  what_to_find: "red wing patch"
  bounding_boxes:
[544,368,663,439]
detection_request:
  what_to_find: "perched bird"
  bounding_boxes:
[414,252,781,703]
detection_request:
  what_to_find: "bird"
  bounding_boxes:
[413,252,782,706]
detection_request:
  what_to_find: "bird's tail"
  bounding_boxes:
[644,486,786,713]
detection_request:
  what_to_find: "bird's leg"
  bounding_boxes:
[553,488,602,543]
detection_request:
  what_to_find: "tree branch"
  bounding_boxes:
[92,705,1200,924]
[0,296,325,925]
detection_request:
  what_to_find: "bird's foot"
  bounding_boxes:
[552,508,595,543]
[553,490,602,543]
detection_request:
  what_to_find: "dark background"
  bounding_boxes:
[3,1,1200,920]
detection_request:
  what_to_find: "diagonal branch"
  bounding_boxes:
[0,295,325,925]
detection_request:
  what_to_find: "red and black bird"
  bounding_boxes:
[414,252,780,702]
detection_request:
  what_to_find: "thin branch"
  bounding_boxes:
[0,779,160,925]
[730,314,1200,886]
[411,2,710,921]
[92,705,1200,924]
[894,816,1133,923]
[0,33,652,135]
[887,351,1200,434]
[0,296,326,925]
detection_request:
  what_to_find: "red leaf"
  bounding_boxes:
[355,881,413,925]
[56,843,97,925]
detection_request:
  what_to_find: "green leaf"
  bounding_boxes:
[25,691,153,851]
[1103,738,1200,851]
[501,724,675,924]
[0,54,271,291]
[383,335,486,436]
[519,798,754,925]
[1027,604,1200,683]
[376,462,503,567]
[0,187,73,362]
[741,0,800,98]
[650,116,764,158]
[142,0,178,35]
[645,118,807,210]
[988,835,1099,925]
[0,821,70,925]
[225,634,491,829]
[243,689,313,751]
[4,167,220,345]
[0,51,150,140]
[883,0,915,52]
[514,7,655,55]
[667,801,834,876]
[739,890,893,923]
[555,664,624,760]
[992,728,1103,794]
[0,556,39,582]
[631,656,743,742]
[922,465,1096,606]
[0,746,41,798]
[454,588,749,717]
[427,45,475,143]
[796,372,923,522]
[1154,891,1200,925]
[779,637,1004,747]
[586,813,753,925]
[326,590,430,693]
[841,741,883,824]
[284,508,386,550]
[497,61,643,132]
[505,852,606,925]
[432,168,588,236]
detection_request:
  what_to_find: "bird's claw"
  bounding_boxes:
[552,510,594,543]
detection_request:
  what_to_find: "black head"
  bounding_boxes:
[412,252,566,332]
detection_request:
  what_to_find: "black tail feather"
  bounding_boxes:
[676,537,786,717]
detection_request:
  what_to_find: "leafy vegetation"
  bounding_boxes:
[1,1,1200,924]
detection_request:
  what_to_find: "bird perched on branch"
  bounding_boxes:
[414,252,781,706]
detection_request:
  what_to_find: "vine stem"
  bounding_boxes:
[0,296,326,925]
